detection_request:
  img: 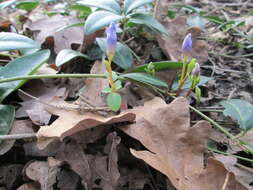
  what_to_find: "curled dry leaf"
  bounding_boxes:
[36,99,135,149]
[121,97,246,190]
[17,182,40,190]
[154,0,209,64]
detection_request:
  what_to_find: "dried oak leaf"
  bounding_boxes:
[121,97,246,190]
[25,14,83,53]
[154,0,209,64]
[36,101,135,149]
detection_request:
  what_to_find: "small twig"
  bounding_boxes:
[0,133,37,140]
[222,172,230,190]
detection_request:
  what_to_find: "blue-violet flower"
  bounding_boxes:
[181,33,192,53]
[106,22,117,59]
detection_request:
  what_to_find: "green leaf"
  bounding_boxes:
[55,49,90,67]
[221,99,253,132]
[15,0,39,11]
[122,73,168,88]
[131,61,183,72]
[68,4,91,18]
[107,92,121,112]
[0,0,17,10]
[56,22,84,32]
[124,0,153,14]
[84,11,123,35]
[77,0,121,14]
[0,50,50,102]
[0,32,40,52]
[96,38,133,70]
[0,104,15,144]
[129,13,167,34]
[167,10,176,19]
[172,76,211,90]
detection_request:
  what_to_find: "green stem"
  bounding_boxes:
[208,147,253,163]
[0,73,107,83]
[190,105,253,155]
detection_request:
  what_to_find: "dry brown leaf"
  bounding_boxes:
[36,103,135,149]
[16,80,65,125]
[56,140,92,189]
[0,120,34,156]
[25,14,83,53]
[154,0,209,64]
[121,97,246,190]
[77,61,108,108]
[215,155,253,189]
[0,165,23,190]
[24,159,60,190]
[17,182,40,190]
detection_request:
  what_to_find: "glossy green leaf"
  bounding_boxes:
[129,13,167,34]
[107,92,121,112]
[16,0,39,11]
[122,73,168,88]
[131,61,183,72]
[0,0,17,9]
[0,104,15,143]
[0,32,40,52]
[124,0,153,14]
[68,4,91,18]
[77,0,121,14]
[0,50,50,102]
[56,49,90,67]
[221,99,253,132]
[84,11,123,35]
[96,38,133,70]
[172,76,211,90]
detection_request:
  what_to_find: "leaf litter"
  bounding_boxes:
[1,0,253,189]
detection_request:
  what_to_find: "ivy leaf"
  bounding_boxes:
[0,104,15,144]
[96,38,133,70]
[0,50,50,102]
[84,11,123,35]
[77,0,121,14]
[0,32,40,52]
[221,99,253,132]
[122,73,168,88]
[107,92,121,112]
[56,49,90,67]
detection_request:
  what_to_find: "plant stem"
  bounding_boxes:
[0,133,36,140]
[190,105,253,155]
[0,73,107,83]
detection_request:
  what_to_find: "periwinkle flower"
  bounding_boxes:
[181,33,192,53]
[191,62,200,77]
[106,22,117,59]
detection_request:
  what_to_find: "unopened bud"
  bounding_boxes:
[106,22,117,59]
[181,33,192,53]
[191,62,200,77]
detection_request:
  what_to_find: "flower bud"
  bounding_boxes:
[181,33,192,53]
[191,62,200,77]
[106,22,117,59]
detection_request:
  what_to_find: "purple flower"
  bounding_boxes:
[181,33,192,53]
[106,22,117,59]
[191,62,200,77]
